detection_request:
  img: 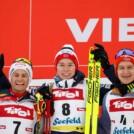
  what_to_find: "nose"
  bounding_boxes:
[124,68,130,74]
[17,76,24,81]
[63,66,69,71]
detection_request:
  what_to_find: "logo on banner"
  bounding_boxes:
[66,18,134,42]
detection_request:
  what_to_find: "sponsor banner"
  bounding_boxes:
[0,0,134,79]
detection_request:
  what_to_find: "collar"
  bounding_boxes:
[10,88,27,99]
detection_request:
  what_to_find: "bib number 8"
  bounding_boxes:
[62,103,70,116]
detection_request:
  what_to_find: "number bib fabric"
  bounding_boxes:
[51,79,86,133]
[0,98,37,134]
[106,91,134,134]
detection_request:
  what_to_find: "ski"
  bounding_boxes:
[85,47,101,134]
[91,56,101,134]
[85,47,94,134]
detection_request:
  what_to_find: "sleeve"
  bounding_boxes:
[0,71,11,90]
[103,65,119,84]
[100,84,114,106]
[98,93,111,134]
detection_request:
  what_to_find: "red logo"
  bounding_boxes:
[53,88,84,100]
[110,98,134,112]
[25,128,33,132]
[0,125,6,129]
[0,105,34,120]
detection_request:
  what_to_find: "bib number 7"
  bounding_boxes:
[13,121,21,134]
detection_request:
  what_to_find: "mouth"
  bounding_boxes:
[122,75,131,78]
[62,73,70,77]
[16,83,24,86]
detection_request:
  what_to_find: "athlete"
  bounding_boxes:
[50,44,86,134]
[98,48,134,134]
[89,43,117,106]
[0,58,45,134]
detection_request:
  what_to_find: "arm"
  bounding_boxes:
[100,84,114,106]
[104,64,119,83]
[0,54,11,90]
[98,93,111,134]
[91,43,119,84]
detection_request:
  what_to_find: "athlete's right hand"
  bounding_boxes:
[30,83,53,100]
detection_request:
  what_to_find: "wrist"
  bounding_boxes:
[102,61,110,70]
[0,69,4,78]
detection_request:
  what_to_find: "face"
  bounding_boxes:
[56,58,76,80]
[117,61,134,84]
[10,69,29,94]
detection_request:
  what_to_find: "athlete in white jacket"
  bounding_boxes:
[50,44,86,134]
[98,48,134,134]
[0,58,45,134]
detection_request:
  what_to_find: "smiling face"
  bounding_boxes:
[117,61,134,84]
[10,69,29,94]
[56,58,76,80]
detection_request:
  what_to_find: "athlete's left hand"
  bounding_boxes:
[91,43,110,70]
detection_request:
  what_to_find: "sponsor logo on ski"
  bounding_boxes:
[94,64,100,103]
[87,65,93,104]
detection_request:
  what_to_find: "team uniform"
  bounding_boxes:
[98,48,134,134]
[98,88,134,134]
[50,71,86,134]
[51,79,86,133]
[0,88,41,134]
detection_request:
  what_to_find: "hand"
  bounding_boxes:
[31,83,53,100]
[114,81,134,96]
[0,54,4,70]
[91,43,110,69]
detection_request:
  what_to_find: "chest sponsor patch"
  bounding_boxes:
[110,98,134,112]
[53,88,84,100]
[0,104,34,120]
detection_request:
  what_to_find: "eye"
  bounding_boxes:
[127,66,133,69]
[14,74,19,77]
[118,66,124,70]
[59,64,64,67]
[22,74,29,78]
[69,64,73,66]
